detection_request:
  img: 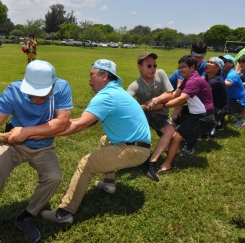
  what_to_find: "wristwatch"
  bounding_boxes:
[152,98,158,105]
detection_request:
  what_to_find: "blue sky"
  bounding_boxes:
[2,0,245,34]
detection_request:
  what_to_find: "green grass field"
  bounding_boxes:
[1,44,245,243]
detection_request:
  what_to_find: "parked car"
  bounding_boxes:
[83,40,98,47]
[122,43,136,48]
[97,42,108,47]
[107,42,119,48]
[61,39,82,46]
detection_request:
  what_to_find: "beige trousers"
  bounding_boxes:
[0,143,61,215]
[59,135,150,214]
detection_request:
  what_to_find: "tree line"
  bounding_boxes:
[1,1,245,48]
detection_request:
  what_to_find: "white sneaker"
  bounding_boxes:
[95,180,116,194]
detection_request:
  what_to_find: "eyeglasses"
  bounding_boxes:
[177,65,188,70]
[146,64,157,69]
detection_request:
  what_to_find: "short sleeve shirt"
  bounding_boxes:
[85,81,151,144]
[179,71,214,114]
[127,69,174,116]
[221,68,245,105]
[0,79,73,148]
[169,60,207,90]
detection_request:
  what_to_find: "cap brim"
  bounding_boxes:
[20,78,53,96]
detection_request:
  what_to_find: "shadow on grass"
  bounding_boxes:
[230,217,245,229]
[0,184,145,242]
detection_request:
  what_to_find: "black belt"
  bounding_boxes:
[126,141,151,149]
[191,111,214,116]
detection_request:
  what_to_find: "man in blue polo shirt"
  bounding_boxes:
[0,60,73,242]
[40,59,151,225]
[219,54,245,126]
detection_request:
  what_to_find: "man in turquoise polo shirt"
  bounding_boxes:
[0,60,73,242]
[41,59,151,224]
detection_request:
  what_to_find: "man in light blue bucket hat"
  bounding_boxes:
[41,59,151,225]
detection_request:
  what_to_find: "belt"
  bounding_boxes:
[191,111,214,116]
[126,141,151,149]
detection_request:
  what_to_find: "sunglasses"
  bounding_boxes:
[146,64,157,69]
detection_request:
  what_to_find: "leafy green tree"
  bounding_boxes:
[9,29,24,42]
[56,23,81,40]
[121,33,132,43]
[0,1,8,26]
[93,23,114,35]
[198,32,204,41]
[0,18,14,36]
[107,31,121,42]
[116,26,127,35]
[228,27,245,41]
[66,10,77,24]
[81,26,105,48]
[131,34,141,45]
[130,25,151,36]
[15,24,25,30]
[141,35,152,50]
[23,19,46,40]
[45,4,67,33]
[79,20,94,29]
[185,34,202,44]
[203,25,231,47]
[161,28,178,49]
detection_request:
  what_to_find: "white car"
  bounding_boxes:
[97,42,108,47]
[122,44,136,48]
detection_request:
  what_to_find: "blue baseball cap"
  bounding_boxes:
[21,60,56,96]
[92,59,122,84]
[219,54,235,63]
[209,57,224,70]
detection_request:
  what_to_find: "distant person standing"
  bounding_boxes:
[26,34,37,64]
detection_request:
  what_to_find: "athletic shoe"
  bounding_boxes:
[41,210,73,224]
[216,124,224,130]
[179,146,195,156]
[141,157,150,174]
[15,217,41,242]
[201,133,216,139]
[95,180,116,194]
[233,120,244,127]
[147,162,159,182]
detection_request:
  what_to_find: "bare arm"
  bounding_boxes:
[146,92,173,110]
[8,109,72,143]
[225,80,232,87]
[55,111,98,136]
[165,92,190,109]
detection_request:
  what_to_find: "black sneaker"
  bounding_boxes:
[147,162,159,181]
[201,133,216,139]
[15,217,41,242]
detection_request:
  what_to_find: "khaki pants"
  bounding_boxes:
[59,135,150,214]
[0,143,61,215]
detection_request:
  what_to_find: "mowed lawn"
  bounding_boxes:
[1,44,245,243]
